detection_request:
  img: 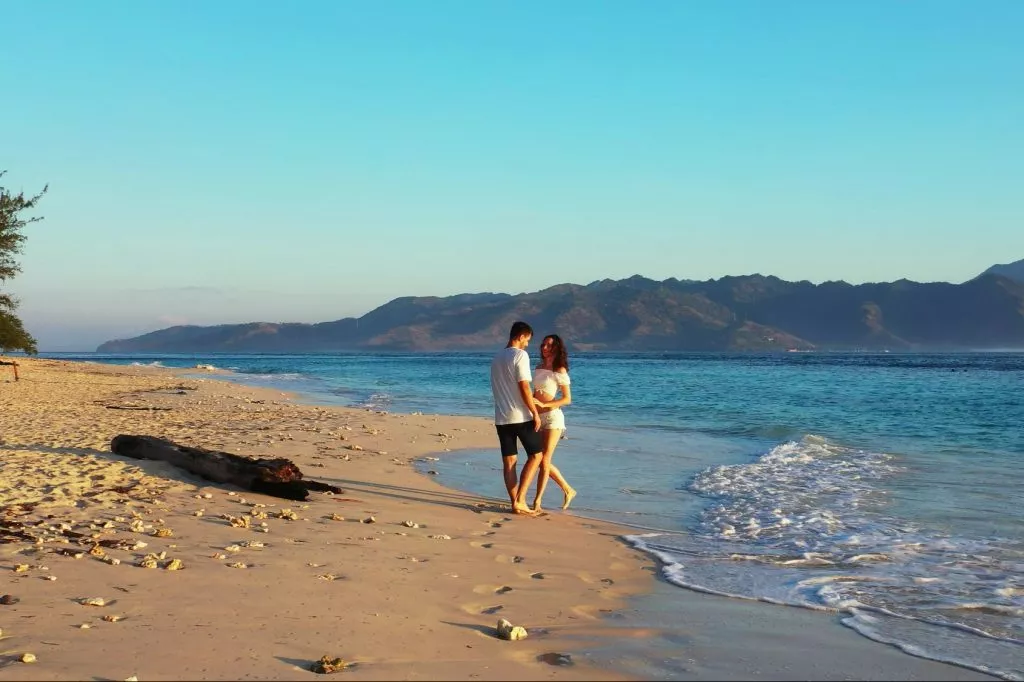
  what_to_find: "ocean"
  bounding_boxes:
[45,351,1024,680]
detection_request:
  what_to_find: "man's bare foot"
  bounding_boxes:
[512,503,539,516]
[562,487,577,511]
[531,502,543,512]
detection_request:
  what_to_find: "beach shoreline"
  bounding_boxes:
[0,357,652,681]
[0,357,998,681]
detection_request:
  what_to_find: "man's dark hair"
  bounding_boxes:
[509,321,533,341]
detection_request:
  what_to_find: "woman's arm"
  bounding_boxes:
[543,372,572,409]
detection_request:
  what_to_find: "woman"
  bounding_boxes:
[531,334,577,511]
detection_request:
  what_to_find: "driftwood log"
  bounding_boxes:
[110,435,342,501]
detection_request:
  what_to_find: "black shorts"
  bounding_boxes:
[495,421,542,457]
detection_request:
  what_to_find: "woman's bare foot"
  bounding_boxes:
[512,503,539,516]
[531,501,543,512]
[562,487,577,511]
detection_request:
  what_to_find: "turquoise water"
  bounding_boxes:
[48,351,1024,679]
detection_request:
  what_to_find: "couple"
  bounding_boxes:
[489,321,576,516]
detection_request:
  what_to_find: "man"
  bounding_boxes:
[490,320,543,515]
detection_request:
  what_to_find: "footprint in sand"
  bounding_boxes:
[530,572,546,580]
[470,541,494,550]
[472,584,514,596]
[459,602,506,616]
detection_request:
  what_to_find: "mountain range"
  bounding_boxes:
[982,258,1024,283]
[98,263,1024,353]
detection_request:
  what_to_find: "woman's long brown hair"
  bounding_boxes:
[543,334,569,372]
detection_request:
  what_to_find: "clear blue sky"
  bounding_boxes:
[2,1,1022,350]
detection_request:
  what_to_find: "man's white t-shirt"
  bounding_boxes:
[490,346,532,425]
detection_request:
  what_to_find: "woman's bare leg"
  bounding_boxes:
[531,429,559,511]
[550,463,576,510]
[533,429,576,511]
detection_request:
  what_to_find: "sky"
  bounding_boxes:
[2,1,1022,351]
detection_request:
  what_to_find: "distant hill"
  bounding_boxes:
[97,273,1024,353]
[981,258,1024,284]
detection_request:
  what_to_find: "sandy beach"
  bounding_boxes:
[0,358,998,681]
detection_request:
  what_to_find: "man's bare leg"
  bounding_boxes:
[502,455,519,508]
[513,453,542,515]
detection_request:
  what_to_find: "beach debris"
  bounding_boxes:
[137,557,158,569]
[328,513,345,521]
[426,470,439,475]
[227,562,248,569]
[164,559,185,571]
[153,528,173,538]
[13,563,29,572]
[109,435,343,501]
[79,597,106,607]
[513,556,525,563]
[224,544,242,553]
[345,444,363,451]
[102,614,122,622]
[402,520,420,528]
[0,594,20,605]
[125,676,139,681]
[429,534,452,540]
[89,545,107,558]
[496,618,528,641]
[241,541,265,549]
[194,510,204,517]
[227,515,251,529]
[310,655,349,674]
[79,623,91,629]
[317,573,340,581]
[42,575,57,581]
[361,516,376,524]
[277,508,299,520]
[21,653,36,664]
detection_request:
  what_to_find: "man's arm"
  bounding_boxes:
[518,380,541,431]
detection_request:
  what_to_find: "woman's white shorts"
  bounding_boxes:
[540,408,565,431]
